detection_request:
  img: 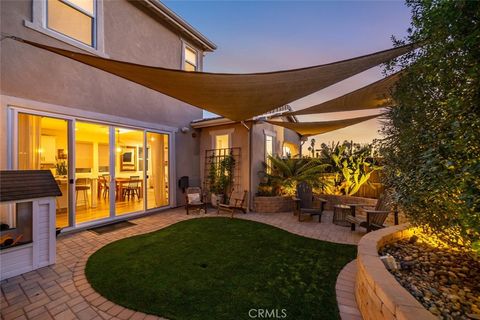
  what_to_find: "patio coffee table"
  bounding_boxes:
[333,204,353,227]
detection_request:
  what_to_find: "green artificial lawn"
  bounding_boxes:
[86,218,356,320]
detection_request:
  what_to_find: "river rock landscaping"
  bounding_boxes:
[379,237,480,320]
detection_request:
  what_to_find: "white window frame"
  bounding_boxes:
[6,103,176,231]
[209,128,234,149]
[24,0,107,57]
[181,40,201,71]
[263,129,276,158]
[282,142,292,157]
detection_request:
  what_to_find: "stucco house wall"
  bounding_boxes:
[198,122,251,198]
[0,0,213,206]
[195,119,301,210]
[250,122,301,202]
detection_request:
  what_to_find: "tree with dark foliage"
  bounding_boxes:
[381,0,480,251]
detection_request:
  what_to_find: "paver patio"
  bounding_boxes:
[0,207,365,320]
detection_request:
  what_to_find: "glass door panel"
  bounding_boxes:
[74,121,110,224]
[146,132,169,209]
[17,113,69,228]
[115,128,144,215]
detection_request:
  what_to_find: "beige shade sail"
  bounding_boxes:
[288,72,402,116]
[13,37,414,121]
[266,114,382,136]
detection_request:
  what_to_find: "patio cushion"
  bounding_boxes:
[187,193,201,204]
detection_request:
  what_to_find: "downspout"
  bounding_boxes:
[241,120,252,213]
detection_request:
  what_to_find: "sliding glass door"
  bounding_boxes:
[115,127,144,215]
[146,132,169,209]
[17,113,69,227]
[74,121,111,224]
[14,110,171,228]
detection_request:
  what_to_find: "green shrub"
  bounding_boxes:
[381,0,480,250]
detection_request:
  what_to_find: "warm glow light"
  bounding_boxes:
[411,227,470,253]
[37,148,44,154]
[150,137,155,142]
[116,147,122,153]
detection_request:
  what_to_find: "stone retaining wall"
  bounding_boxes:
[315,194,377,211]
[356,224,436,320]
[253,196,294,213]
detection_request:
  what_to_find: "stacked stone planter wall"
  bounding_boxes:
[314,194,377,211]
[356,224,435,320]
[253,196,294,213]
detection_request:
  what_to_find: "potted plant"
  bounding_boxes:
[207,154,235,207]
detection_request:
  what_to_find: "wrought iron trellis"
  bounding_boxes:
[203,147,241,197]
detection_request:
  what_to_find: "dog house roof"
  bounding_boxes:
[0,170,62,202]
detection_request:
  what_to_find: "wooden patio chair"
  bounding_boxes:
[344,193,398,232]
[218,190,248,218]
[185,187,207,215]
[294,182,327,222]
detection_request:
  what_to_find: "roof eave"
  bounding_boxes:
[141,0,217,52]
[190,117,236,128]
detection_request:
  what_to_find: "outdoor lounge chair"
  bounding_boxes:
[344,193,398,232]
[185,187,207,215]
[294,182,327,222]
[218,190,248,218]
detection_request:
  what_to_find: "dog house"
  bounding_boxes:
[0,170,61,280]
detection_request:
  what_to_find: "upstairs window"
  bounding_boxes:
[47,0,96,47]
[184,46,198,71]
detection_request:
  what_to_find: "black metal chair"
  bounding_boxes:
[294,182,327,222]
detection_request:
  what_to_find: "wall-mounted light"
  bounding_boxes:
[181,127,190,133]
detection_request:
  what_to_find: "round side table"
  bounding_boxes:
[333,204,353,227]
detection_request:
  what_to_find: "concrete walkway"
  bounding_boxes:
[0,207,364,320]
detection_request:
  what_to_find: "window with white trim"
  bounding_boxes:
[47,0,96,47]
[25,0,104,55]
[265,135,274,173]
[214,134,229,150]
[184,46,198,71]
[283,145,291,158]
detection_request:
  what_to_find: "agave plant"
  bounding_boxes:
[319,141,382,196]
[259,155,329,196]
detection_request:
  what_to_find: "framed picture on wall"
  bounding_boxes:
[120,146,136,171]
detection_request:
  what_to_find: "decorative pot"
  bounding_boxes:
[211,194,224,207]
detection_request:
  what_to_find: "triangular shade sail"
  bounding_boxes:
[14,37,415,121]
[267,114,382,136]
[288,72,402,116]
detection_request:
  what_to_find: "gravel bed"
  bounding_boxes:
[379,237,480,320]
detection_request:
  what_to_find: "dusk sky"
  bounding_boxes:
[165,1,412,145]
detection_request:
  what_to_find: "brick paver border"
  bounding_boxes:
[1,208,365,320]
[336,260,362,320]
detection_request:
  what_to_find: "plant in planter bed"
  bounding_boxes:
[258,155,328,196]
[317,141,382,196]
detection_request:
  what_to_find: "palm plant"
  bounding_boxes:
[259,155,329,196]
